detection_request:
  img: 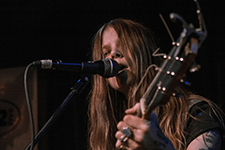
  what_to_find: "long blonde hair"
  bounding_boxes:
[88,19,224,150]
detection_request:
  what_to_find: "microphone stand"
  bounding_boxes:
[25,76,90,150]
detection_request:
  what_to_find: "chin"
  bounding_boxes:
[107,77,121,90]
[107,70,133,95]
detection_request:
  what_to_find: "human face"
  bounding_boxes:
[102,27,134,96]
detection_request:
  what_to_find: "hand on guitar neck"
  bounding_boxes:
[115,103,175,150]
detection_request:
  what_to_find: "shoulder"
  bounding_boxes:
[188,99,223,121]
[185,99,224,146]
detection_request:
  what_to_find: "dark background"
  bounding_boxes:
[1,0,225,149]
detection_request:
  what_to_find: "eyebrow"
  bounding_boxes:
[102,45,111,50]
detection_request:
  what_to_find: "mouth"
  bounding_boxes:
[118,64,127,74]
[119,65,126,71]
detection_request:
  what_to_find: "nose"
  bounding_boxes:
[109,51,122,60]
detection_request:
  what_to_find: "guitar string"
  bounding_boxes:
[132,13,175,98]
[131,48,164,98]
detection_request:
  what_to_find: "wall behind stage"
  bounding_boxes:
[1,0,225,149]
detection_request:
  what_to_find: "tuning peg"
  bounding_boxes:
[163,55,171,60]
[180,78,191,86]
[172,92,182,98]
[189,63,201,72]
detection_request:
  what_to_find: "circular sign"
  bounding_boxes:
[0,100,20,136]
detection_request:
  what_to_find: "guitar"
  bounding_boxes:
[138,0,207,120]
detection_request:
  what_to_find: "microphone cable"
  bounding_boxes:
[24,63,35,150]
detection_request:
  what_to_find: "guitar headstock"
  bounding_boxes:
[139,0,207,119]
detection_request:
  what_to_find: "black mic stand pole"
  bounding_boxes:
[25,76,90,150]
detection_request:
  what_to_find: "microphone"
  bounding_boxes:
[33,58,120,78]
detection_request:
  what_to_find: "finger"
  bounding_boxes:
[117,121,130,131]
[132,128,146,143]
[125,103,140,115]
[115,131,142,150]
[115,131,131,149]
[117,121,134,141]
[116,121,147,145]
[126,139,142,150]
[119,128,148,144]
[115,131,125,148]
[123,115,149,131]
[115,143,128,150]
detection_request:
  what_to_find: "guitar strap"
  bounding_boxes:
[188,99,224,150]
[188,99,203,111]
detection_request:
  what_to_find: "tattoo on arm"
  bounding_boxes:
[202,130,221,149]
[187,130,221,150]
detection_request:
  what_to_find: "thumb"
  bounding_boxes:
[125,103,140,115]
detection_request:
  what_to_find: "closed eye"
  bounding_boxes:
[116,53,122,58]
[104,52,109,56]
[116,49,123,58]
[103,50,110,58]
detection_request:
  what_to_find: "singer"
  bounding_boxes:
[88,18,224,150]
